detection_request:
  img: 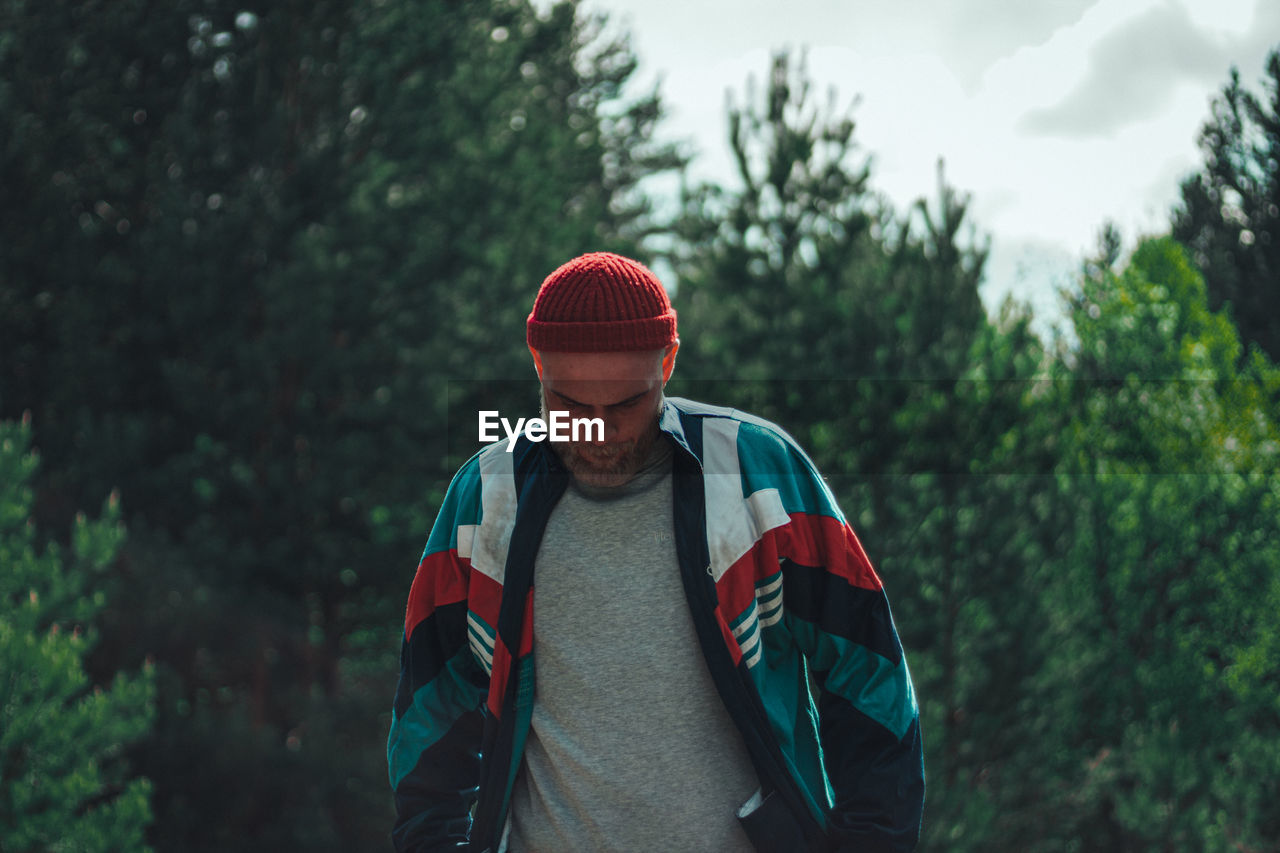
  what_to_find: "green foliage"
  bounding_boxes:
[673,52,1280,851]
[1039,236,1280,851]
[671,50,877,385]
[0,417,155,852]
[1172,47,1280,362]
[671,49,1061,853]
[0,0,682,848]
[3,3,1276,849]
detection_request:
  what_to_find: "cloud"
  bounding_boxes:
[788,0,1102,93]
[1240,0,1280,70]
[1018,0,1238,137]
[932,0,1100,92]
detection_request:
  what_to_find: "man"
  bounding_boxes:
[388,252,924,852]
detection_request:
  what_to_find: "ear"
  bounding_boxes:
[661,340,679,384]
[529,346,544,380]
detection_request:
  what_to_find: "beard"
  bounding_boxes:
[541,398,661,489]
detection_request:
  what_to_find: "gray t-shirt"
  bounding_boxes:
[507,438,759,853]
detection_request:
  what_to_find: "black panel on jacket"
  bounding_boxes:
[394,599,473,720]
[391,707,486,852]
[782,559,903,665]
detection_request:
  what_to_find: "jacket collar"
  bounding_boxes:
[659,396,698,460]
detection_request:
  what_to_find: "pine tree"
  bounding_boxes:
[671,50,1062,852]
[0,1,683,847]
[1040,237,1280,851]
[671,50,876,388]
[1172,47,1280,362]
[0,416,155,852]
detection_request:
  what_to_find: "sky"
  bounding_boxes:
[573,0,1278,336]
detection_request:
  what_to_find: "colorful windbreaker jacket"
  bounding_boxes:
[388,397,924,853]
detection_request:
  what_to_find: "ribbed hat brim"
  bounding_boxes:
[526,311,677,353]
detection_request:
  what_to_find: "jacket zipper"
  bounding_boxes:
[670,441,828,848]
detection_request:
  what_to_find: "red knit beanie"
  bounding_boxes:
[526,252,677,353]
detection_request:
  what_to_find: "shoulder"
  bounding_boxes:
[435,438,515,520]
[666,396,843,520]
[423,438,521,556]
[664,396,814,473]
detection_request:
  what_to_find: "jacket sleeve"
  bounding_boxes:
[388,460,489,853]
[771,438,925,852]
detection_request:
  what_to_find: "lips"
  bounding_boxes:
[576,443,629,463]
[577,449,625,468]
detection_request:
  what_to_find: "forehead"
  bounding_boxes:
[537,349,664,383]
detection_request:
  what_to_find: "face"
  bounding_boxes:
[535,346,676,488]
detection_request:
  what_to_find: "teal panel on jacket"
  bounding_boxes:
[787,616,918,741]
[742,618,836,821]
[423,453,485,557]
[388,648,485,789]
[734,420,843,521]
